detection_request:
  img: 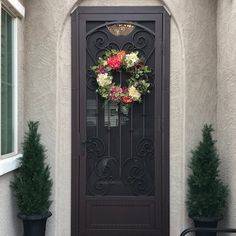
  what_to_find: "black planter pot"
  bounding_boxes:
[18,212,52,236]
[191,216,222,236]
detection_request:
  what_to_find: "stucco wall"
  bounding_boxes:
[0,173,22,235]
[23,0,217,236]
[217,0,236,228]
[0,2,25,234]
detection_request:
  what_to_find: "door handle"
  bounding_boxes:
[81,139,87,145]
[80,139,87,156]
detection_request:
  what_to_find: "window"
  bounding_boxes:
[1,8,17,156]
[0,1,24,175]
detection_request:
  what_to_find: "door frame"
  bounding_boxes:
[71,6,170,236]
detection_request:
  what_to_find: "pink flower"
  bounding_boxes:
[122,87,128,93]
[96,66,106,74]
[110,86,122,101]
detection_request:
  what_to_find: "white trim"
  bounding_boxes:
[0,10,18,158]
[1,0,25,18]
[0,153,22,176]
[0,6,1,159]
[13,18,18,154]
[163,4,171,16]
[70,5,78,15]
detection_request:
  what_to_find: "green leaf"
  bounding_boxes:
[11,121,53,215]
[186,124,228,217]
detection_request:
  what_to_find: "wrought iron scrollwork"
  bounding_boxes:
[136,138,154,159]
[122,41,135,51]
[107,42,120,51]
[87,69,97,91]
[122,158,153,195]
[87,137,105,159]
[87,156,119,195]
[133,30,154,49]
[87,178,111,196]
[86,21,155,63]
[86,21,156,196]
[88,154,153,196]
[94,156,119,180]
[93,30,109,49]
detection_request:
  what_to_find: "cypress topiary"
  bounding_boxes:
[186,124,228,218]
[11,121,53,215]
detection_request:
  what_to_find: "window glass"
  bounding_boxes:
[1,9,14,155]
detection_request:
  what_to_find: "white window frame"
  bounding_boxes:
[0,0,24,176]
[1,7,18,158]
[2,0,25,18]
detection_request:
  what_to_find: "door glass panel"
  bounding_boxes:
[87,99,97,127]
[86,21,155,196]
[104,102,119,127]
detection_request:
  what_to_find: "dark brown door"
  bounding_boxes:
[72,7,170,236]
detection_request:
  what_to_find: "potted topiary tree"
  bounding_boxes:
[186,124,228,236]
[11,121,53,236]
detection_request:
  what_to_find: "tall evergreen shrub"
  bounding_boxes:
[11,121,53,215]
[186,124,228,218]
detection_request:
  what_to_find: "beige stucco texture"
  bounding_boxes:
[2,0,232,236]
[0,173,22,235]
[23,0,218,235]
[217,0,236,229]
[23,0,218,236]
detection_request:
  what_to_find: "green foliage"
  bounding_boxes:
[186,124,228,218]
[91,49,152,114]
[11,121,53,215]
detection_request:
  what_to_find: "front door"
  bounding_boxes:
[72,7,170,236]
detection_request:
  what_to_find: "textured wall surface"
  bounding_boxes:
[0,2,25,234]
[217,0,236,228]
[22,0,217,236]
[0,173,22,235]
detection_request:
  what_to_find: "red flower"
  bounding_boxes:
[122,96,133,104]
[107,56,122,70]
[96,66,106,74]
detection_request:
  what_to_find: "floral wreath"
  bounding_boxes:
[91,49,152,114]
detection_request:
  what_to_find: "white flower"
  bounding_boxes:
[124,52,139,68]
[97,73,112,87]
[128,86,141,101]
[102,60,107,66]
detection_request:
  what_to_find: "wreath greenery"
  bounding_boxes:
[91,49,152,113]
